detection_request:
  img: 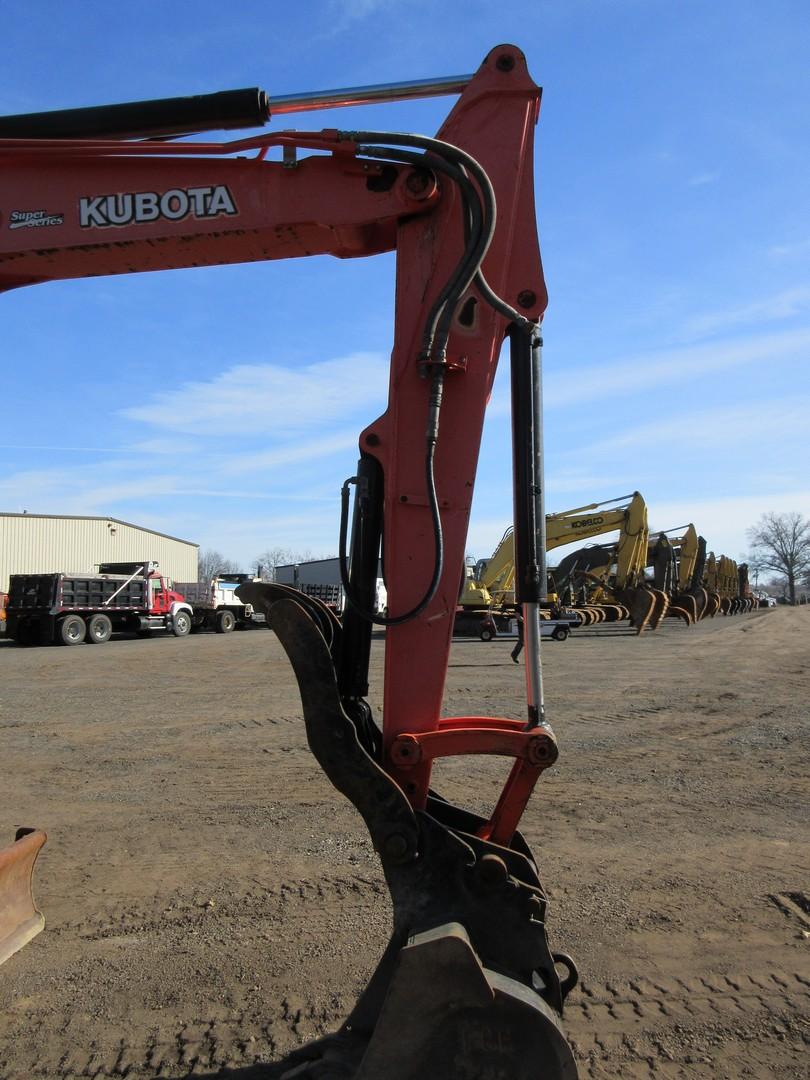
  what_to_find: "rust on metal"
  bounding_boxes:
[0,829,46,967]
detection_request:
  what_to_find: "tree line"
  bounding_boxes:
[196,546,327,583]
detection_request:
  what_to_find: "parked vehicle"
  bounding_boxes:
[474,615,572,643]
[175,574,261,633]
[5,561,193,645]
[275,558,387,616]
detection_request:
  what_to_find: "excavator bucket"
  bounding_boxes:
[705,592,721,618]
[0,829,46,966]
[673,593,698,624]
[624,587,657,634]
[648,589,670,630]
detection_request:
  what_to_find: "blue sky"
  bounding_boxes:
[2,0,808,571]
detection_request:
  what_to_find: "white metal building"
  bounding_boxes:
[0,514,198,592]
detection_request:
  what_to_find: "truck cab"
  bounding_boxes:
[147,574,187,616]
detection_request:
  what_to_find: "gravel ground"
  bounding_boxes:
[0,605,807,1079]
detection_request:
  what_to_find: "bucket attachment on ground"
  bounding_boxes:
[0,828,46,966]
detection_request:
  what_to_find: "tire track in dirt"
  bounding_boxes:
[566,968,809,1077]
[3,968,805,1079]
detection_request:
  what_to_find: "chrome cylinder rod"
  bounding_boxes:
[267,73,473,115]
[523,331,548,728]
[509,324,548,729]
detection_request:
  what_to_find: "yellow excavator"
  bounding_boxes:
[648,524,714,626]
[461,492,663,634]
[702,552,722,617]
[550,497,664,633]
[717,555,740,614]
[645,530,699,628]
[715,558,755,613]
[460,492,650,610]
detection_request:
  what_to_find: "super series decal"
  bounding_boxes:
[9,209,65,229]
[78,184,238,228]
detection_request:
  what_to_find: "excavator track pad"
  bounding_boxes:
[0,828,46,966]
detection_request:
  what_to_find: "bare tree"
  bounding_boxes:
[252,547,326,580]
[198,548,241,582]
[746,512,810,605]
[252,547,294,581]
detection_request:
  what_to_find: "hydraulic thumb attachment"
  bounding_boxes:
[239,584,578,1080]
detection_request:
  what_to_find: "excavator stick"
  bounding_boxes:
[0,829,46,966]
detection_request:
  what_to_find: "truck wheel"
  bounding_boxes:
[479,626,495,642]
[59,615,86,646]
[172,611,192,637]
[552,626,569,641]
[86,613,112,644]
[215,610,236,634]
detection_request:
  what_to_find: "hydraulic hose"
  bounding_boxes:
[334,131,536,625]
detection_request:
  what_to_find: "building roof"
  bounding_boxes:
[0,513,198,549]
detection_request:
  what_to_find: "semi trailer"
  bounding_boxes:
[274,558,387,616]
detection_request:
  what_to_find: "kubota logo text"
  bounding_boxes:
[79,185,237,228]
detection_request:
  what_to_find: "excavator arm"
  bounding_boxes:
[1,47,579,1077]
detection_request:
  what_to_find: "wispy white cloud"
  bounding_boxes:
[767,237,810,260]
[221,429,361,476]
[573,397,810,458]
[684,285,810,338]
[0,444,133,453]
[545,325,810,410]
[646,491,810,561]
[122,352,389,435]
[687,171,720,187]
[483,325,810,418]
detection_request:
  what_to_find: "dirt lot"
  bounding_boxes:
[0,605,808,1079]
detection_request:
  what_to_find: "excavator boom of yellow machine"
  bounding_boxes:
[0,829,46,966]
[461,493,650,610]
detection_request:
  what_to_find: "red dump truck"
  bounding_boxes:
[5,561,193,645]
